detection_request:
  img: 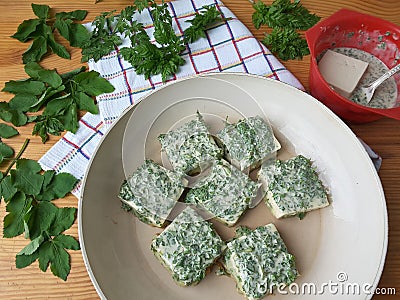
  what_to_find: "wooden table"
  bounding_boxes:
[0,0,399,299]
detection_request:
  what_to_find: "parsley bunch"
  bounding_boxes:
[120,1,186,82]
[121,3,226,81]
[183,6,226,44]
[1,139,79,280]
[1,63,115,143]
[83,1,226,81]
[252,0,320,30]
[81,1,150,62]
[263,27,310,61]
[12,3,89,63]
[251,0,320,60]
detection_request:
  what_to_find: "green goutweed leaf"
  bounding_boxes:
[75,92,99,114]
[54,10,89,48]
[0,123,19,138]
[2,64,113,142]
[25,62,62,88]
[47,35,70,60]
[16,233,79,281]
[2,79,45,95]
[0,140,79,281]
[3,192,33,238]
[48,208,77,236]
[38,238,69,280]
[32,115,64,143]
[27,201,58,239]
[37,173,78,201]
[74,70,115,96]
[58,102,78,133]
[22,36,48,64]
[12,3,89,63]
[18,234,45,256]
[8,94,38,112]
[31,3,50,20]
[1,176,17,203]
[10,159,43,195]
[12,19,41,42]
[0,142,14,163]
[16,248,39,269]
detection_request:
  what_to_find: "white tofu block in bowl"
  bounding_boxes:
[318,49,369,98]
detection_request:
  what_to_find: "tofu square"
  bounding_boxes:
[318,49,369,98]
[258,155,329,219]
[118,159,185,227]
[185,159,259,226]
[158,112,222,174]
[223,224,298,300]
[151,207,225,286]
[216,116,281,171]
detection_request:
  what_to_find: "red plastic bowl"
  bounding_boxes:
[305,9,400,123]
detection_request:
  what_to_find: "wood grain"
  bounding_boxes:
[0,0,399,299]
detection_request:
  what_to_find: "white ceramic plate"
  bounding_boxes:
[79,73,387,300]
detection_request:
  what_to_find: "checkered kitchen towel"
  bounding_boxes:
[39,0,304,197]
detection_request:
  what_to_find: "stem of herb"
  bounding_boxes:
[3,138,30,176]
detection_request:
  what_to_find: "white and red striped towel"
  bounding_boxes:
[38,0,304,197]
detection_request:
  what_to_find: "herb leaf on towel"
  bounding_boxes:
[83,1,226,81]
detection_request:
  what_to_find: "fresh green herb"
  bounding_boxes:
[251,0,320,60]
[122,3,226,81]
[0,123,19,164]
[183,6,226,44]
[83,1,225,81]
[251,0,270,30]
[0,102,28,127]
[0,142,14,165]
[80,11,122,63]
[297,212,306,220]
[262,27,310,60]
[81,1,149,63]
[0,124,19,139]
[120,1,186,82]
[252,0,320,30]
[0,140,79,280]
[12,3,89,63]
[1,63,114,142]
[54,10,90,48]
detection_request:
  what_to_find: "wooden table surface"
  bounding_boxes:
[0,0,399,299]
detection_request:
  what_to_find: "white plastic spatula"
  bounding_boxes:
[361,63,400,103]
